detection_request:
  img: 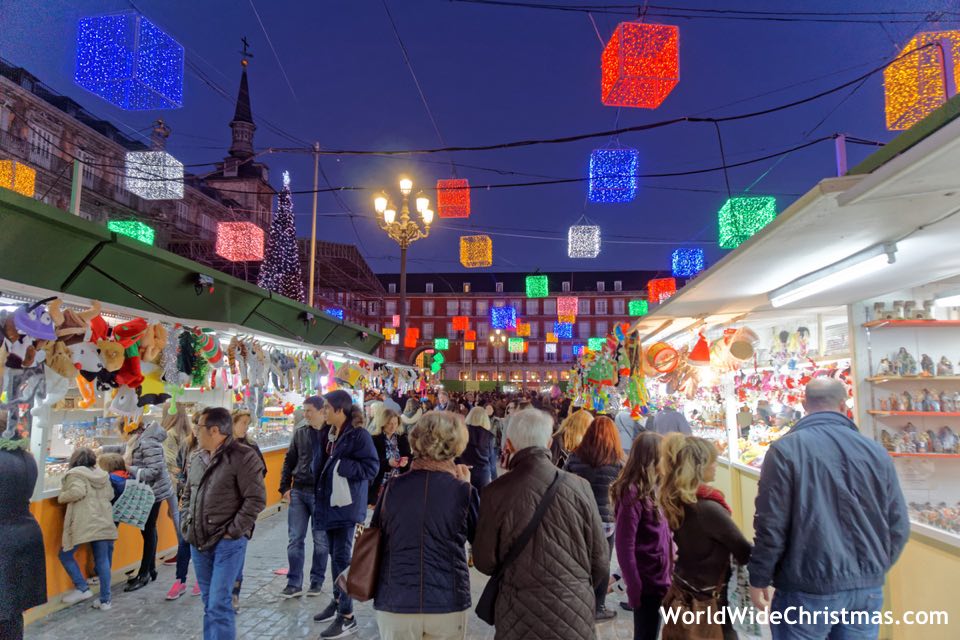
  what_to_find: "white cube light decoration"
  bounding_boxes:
[568,224,601,258]
[125,150,184,200]
[545,343,557,354]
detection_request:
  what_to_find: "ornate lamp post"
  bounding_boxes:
[489,329,507,390]
[375,178,433,359]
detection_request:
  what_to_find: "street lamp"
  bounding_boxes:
[489,329,507,390]
[375,177,432,360]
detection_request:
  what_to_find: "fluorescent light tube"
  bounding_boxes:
[769,243,897,308]
[934,290,960,307]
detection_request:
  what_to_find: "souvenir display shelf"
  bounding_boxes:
[860,296,960,546]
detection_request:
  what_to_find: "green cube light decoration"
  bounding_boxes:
[431,362,442,373]
[588,337,605,351]
[628,299,649,316]
[433,351,445,364]
[718,196,776,249]
[108,220,155,245]
[525,274,549,298]
[508,337,525,353]
[434,338,449,350]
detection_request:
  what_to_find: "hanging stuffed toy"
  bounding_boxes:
[138,362,171,407]
[109,385,140,417]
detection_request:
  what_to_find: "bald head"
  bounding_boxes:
[803,378,848,415]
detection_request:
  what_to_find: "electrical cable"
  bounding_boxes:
[248,0,299,103]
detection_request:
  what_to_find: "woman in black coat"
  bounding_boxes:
[457,406,497,492]
[0,442,47,640]
[369,409,411,504]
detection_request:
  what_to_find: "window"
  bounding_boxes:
[510,299,523,311]
[446,300,458,316]
[477,321,489,339]
[388,283,397,294]
[545,348,557,362]
[526,299,539,316]
[425,282,434,293]
[405,300,411,315]
[29,125,54,168]
[578,321,590,338]
[528,345,540,363]
[595,299,608,315]
[460,299,473,315]
[477,345,488,362]
[446,322,455,336]
[477,300,488,315]
[370,301,379,315]
[562,345,573,362]
[530,322,539,338]
[384,346,396,361]
[614,280,623,292]
[596,320,608,336]
[423,300,434,316]
[176,202,189,225]
[597,281,605,292]
[510,351,523,363]
[578,299,591,315]
[495,282,504,293]
[463,282,471,293]
[77,149,96,188]
[613,299,625,315]
[423,322,434,339]
[562,281,571,292]
[543,299,556,315]
[385,300,397,315]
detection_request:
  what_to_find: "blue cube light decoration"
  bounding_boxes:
[75,13,184,110]
[553,322,573,339]
[573,344,585,356]
[324,307,344,321]
[589,148,638,203]
[671,248,705,278]
[490,306,517,330]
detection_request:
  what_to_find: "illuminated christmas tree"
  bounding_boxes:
[257,171,305,302]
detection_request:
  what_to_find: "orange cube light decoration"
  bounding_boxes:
[215,222,264,262]
[0,160,37,197]
[464,330,477,342]
[437,178,470,218]
[460,235,492,268]
[464,341,475,351]
[516,322,531,337]
[884,31,960,131]
[647,277,677,304]
[452,316,470,331]
[601,22,680,109]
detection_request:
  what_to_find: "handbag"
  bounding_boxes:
[726,561,763,639]
[660,574,724,640]
[340,481,390,602]
[475,471,564,625]
[112,469,157,530]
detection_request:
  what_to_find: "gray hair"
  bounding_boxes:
[803,378,847,412]
[505,408,553,452]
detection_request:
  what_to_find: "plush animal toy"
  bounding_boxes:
[43,341,75,379]
[137,362,171,407]
[139,324,167,363]
[75,374,97,409]
[41,366,71,408]
[109,385,140,417]
[97,340,125,373]
[55,301,102,345]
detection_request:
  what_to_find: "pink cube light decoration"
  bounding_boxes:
[647,277,677,304]
[392,315,400,328]
[437,178,470,218]
[215,222,264,262]
[557,297,579,318]
[601,22,679,109]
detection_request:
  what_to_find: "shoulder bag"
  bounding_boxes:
[112,469,156,530]
[475,471,564,625]
[340,479,390,602]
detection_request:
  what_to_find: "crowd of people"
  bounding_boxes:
[0,378,910,640]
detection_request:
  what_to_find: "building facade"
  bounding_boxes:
[376,271,674,387]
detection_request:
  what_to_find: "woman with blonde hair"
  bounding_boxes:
[400,398,423,430]
[373,411,476,639]
[658,434,750,640]
[457,406,497,493]
[553,409,593,468]
[369,409,411,504]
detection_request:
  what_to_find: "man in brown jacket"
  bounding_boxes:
[474,408,609,640]
[180,407,265,640]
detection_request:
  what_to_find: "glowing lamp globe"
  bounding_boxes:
[490,306,517,330]
[108,220,155,245]
[628,299,649,317]
[452,316,469,331]
[125,151,184,200]
[215,222,264,262]
[460,235,492,268]
[718,197,777,249]
[601,22,679,109]
[672,248,705,278]
[568,225,601,258]
[553,322,573,339]
[75,13,184,110]
[434,338,449,350]
[508,337,525,354]
[589,148,638,203]
[525,275,549,298]
[324,307,344,321]
[0,160,36,197]
[647,277,677,304]
[884,31,960,131]
[436,178,470,218]
[557,297,578,317]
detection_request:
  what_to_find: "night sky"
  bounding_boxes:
[1,0,956,275]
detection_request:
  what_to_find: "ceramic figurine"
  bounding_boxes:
[880,397,890,411]
[889,393,901,411]
[940,391,955,413]
[880,429,894,451]
[892,301,905,319]
[927,430,943,453]
[922,389,940,412]
[895,347,918,376]
[876,358,894,376]
[917,431,931,453]
[939,427,959,453]
[937,356,955,376]
[901,391,914,412]
[903,301,917,319]
[921,300,934,319]
[921,354,935,376]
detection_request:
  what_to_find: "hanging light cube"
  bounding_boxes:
[589,148,639,203]
[553,322,573,339]
[392,315,400,328]
[628,299,649,316]
[215,222,264,261]
[452,316,469,331]
[545,343,557,354]
[431,362,442,374]
[0,160,37,197]
[125,150,184,200]
[490,306,517,330]
[324,307,344,321]
[573,344,585,356]
[601,22,680,109]
[382,327,396,339]
[525,275,549,298]
[390,334,399,345]
[107,220,155,245]
[516,322,531,337]
[546,332,558,343]
[884,31,960,131]
[436,178,471,218]
[404,327,419,348]
[434,338,449,350]
[671,248,705,278]
[558,314,576,324]
[508,337,525,354]
[718,196,777,249]
[460,235,493,268]
[588,337,605,351]
[464,341,475,351]
[568,225,601,258]
[557,297,579,317]
[648,277,677,304]
[464,330,477,342]
[75,13,184,110]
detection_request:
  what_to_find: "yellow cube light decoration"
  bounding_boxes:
[125,150,184,200]
[546,332,558,343]
[459,235,493,268]
[382,327,396,339]
[464,341,475,351]
[884,31,960,131]
[0,160,37,197]
[516,322,531,337]
[558,313,576,324]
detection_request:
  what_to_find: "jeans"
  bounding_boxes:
[59,540,115,603]
[175,535,192,583]
[633,594,664,640]
[595,532,614,611]
[232,556,245,597]
[136,501,162,578]
[327,525,356,616]
[166,494,182,543]
[287,487,328,590]
[0,614,23,640]
[192,537,248,640]
[771,586,884,640]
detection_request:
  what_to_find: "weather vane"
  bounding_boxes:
[240,36,253,66]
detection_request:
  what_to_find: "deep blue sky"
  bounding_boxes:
[1,0,956,274]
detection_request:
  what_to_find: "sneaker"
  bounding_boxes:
[162,555,178,566]
[595,606,617,622]
[191,582,202,597]
[91,600,111,611]
[280,585,304,599]
[313,599,339,623]
[232,593,240,613]
[306,584,324,597]
[63,589,94,605]
[320,615,358,639]
[165,580,187,601]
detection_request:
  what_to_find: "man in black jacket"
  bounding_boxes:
[750,379,909,639]
[277,396,329,598]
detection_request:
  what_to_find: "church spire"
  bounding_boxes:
[229,37,256,159]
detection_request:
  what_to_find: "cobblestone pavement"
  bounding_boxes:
[27,509,637,639]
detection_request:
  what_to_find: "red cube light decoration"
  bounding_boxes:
[601,22,679,109]
[464,330,477,342]
[884,31,960,131]
[437,178,470,218]
[452,316,470,331]
[404,327,420,349]
[647,277,677,304]
[215,222,264,262]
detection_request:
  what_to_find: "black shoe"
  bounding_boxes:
[280,585,303,598]
[123,574,151,593]
[619,601,634,612]
[306,584,323,597]
[313,599,339,623]
[595,606,617,622]
[320,615,358,638]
